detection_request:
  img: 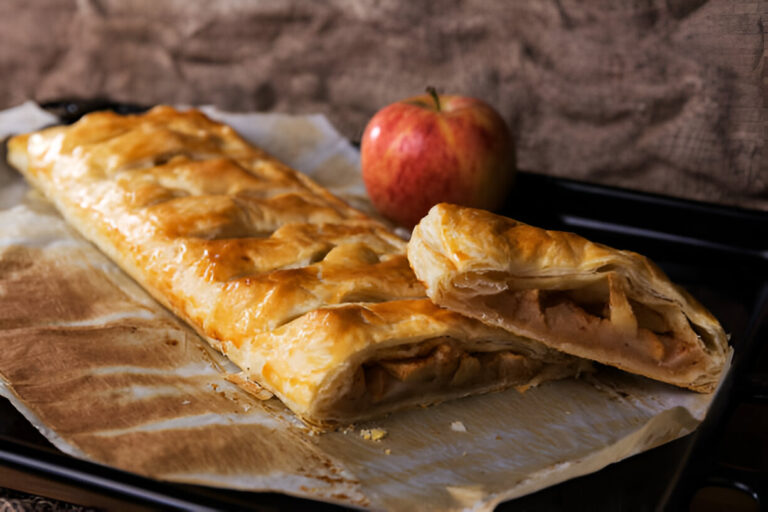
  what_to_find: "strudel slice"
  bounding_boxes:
[407,203,729,393]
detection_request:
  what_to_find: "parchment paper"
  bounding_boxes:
[0,102,724,511]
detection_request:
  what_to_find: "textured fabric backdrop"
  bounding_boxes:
[0,0,766,209]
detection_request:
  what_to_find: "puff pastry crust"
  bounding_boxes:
[408,203,729,393]
[7,107,590,426]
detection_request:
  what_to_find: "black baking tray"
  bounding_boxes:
[1,101,767,511]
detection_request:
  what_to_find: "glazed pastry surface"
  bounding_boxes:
[7,107,589,426]
[407,203,729,393]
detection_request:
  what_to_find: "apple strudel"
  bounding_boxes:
[7,106,590,427]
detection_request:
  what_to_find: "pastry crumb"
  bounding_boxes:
[451,421,467,432]
[360,427,388,441]
[225,372,274,400]
[384,448,392,455]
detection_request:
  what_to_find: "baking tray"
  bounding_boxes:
[1,102,767,511]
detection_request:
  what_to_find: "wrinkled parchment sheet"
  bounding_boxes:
[0,102,722,511]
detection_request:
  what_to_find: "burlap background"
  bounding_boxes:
[1,0,766,210]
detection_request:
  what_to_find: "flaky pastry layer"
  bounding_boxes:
[407,203,729,393]
[7,107,589,426]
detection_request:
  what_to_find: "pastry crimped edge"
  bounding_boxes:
[407,203,729,393]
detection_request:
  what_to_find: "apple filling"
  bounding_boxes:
[323,336,580,420]
[457,273,715,374]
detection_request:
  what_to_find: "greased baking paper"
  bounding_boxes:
[0,103,722,511]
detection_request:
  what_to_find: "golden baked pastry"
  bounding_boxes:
[7,106,590,427]
[407,203,729,393]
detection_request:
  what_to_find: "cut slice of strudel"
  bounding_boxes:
[407,203,729,393]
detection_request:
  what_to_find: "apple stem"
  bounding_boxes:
[426,86,441,112]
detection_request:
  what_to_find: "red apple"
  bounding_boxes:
[361,88,515,228]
